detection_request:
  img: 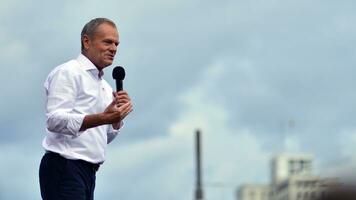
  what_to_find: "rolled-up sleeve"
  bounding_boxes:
[45,68,85,136]
[107,121,124,144]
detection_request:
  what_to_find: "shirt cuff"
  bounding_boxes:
[108,121,124,134]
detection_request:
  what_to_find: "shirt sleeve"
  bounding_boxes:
[45,67,85,136]
[107,121,124,144]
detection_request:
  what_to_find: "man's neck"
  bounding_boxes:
[81,51,104,71]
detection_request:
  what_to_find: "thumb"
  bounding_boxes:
[112,91,117,97]
[112,91,119,104]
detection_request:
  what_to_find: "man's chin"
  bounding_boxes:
[103,60,113,67]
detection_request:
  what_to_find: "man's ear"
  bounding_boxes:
[82,35,90,50]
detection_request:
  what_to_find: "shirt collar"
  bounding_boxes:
[76,54,104,79]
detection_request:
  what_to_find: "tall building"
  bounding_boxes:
[271,154,313,186]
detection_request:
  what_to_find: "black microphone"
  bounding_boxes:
[112,66,125,91]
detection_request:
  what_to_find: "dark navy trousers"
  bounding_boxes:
[39,152,99,200]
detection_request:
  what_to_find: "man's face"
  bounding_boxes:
[83,23,119,70]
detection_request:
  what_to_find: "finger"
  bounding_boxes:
[116,90,128,95]
[116,91,130,98]
[118,102,130,112]
[113,93,123,104]
[116,93,130,100]
[117,103,127,107]
[112,91,118,98]
[120,105,133,119]
[116,99,129,105]
[119,102,133,114]
[122,103,133,114]
[114,104,130,120]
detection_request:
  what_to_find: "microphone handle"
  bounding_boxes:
[116,80,123,91]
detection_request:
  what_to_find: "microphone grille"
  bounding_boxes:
[112,66,125,80]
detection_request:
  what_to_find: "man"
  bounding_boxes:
[39,18,133,200]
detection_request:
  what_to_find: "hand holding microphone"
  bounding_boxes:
[80,66,133,131]
[103,66,133,125]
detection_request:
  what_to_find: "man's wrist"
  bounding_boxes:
[100,112,111,124]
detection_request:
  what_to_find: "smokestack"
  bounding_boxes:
[195,129,204,200]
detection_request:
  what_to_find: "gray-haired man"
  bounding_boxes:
[39,18,133,200]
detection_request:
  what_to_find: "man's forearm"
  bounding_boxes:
[79,113,108,131]
[79,112,124,131]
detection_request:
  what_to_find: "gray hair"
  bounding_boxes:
[81,18,117,51]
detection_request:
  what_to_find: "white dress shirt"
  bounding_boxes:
[42,54,121,164]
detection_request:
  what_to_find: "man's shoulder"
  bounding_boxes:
[47,59,81,78]
[44,59,82,88]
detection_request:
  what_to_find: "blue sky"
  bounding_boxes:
[1,0,356,199]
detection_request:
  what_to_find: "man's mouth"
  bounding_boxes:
[107,54,114,60]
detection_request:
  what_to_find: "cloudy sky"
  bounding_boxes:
[1,0,356,199]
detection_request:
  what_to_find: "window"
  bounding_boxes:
[249,191,255,200]
[311,192,316,199]
[297,192,302,200]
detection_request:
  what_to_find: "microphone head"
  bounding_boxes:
[112,66,125,80]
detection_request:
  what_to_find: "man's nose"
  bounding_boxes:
[109,44,117,53]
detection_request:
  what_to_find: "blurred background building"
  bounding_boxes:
[237,154,336,200]
[238,184,270,200]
